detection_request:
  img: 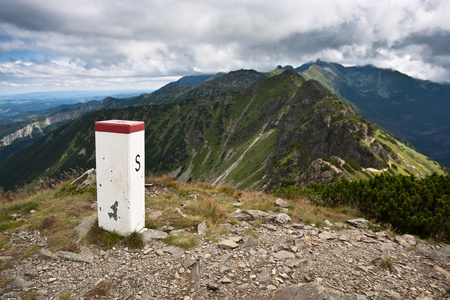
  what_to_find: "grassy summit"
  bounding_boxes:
[0,174,362,259]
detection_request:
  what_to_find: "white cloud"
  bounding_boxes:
[0,0,449,94]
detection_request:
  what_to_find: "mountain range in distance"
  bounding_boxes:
[0,90,150,120]
[296,61,450,168]
[0,90,151,160]
[2,61,449,168]
[0,64,447,191]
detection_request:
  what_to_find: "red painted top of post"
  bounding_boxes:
[95,120,145,134]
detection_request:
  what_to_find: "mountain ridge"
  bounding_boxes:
[0,70,445,191]
[0,70,263,160]
[297,61,450,167]
[2,62,450,169]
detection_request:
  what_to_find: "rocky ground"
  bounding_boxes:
[1,207,449,300]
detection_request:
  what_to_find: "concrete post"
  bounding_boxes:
[95,120,145,235]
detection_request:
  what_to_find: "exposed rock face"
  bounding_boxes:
[0,103,99,147]
[44,104,100,125]
[346,218,370,229]
[263,78,393,190]
[70,168,96,189]
[297,158,348,185]
[0,123,42,146]
[275,198,291,208]
[299,61,450,168]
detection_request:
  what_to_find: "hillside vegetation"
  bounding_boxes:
[299,61,450,167]
[0,70,446,191]
[3,62,449,171]
[274,173,450,242]
[0,70,261,160]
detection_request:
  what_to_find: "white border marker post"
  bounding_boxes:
[95,120,145,235]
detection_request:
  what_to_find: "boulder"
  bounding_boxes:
[12,276,34,289]
[245,210,272,220]
[241,235,259,249]
[275,213,291,224]
[318,232,335,240]
[272,250,295,260]
[218,239,239,249]
[229,209,252,221]
[275,198,291,208]
[197,220,207,236]
[346,218,370,229]
[324,220,333,227]
[395,236,411,247]
[257,269,270,285]
[161,246,184,256]
[142,229,168,240]
[401,234,417,246]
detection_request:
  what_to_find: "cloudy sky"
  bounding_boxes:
[1,0,450,95]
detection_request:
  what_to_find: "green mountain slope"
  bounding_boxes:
[297,61,450,167]
[0,70,446,190]
[100,69,268,109]
[0,70,265,161]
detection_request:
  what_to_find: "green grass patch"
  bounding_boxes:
[342,164,355,174]
[344,159,362,171]
[164,232,197,249]
[0,200,39,222]
[85,222,124,249]
[123,231,145,249]
[321,165,331,172]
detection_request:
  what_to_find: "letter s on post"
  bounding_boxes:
[135,154,141,172]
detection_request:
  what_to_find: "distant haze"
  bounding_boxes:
[1,0,449,95]
[0,90,151,101]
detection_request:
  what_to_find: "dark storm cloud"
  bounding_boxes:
[277,23,360,55]
[394,29,450,56]
[0,2,61,32]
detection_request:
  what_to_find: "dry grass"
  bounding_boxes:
[206,222,229,236]
[0,276,12,289]
[287,197,361,227]
[25,185,95,250]
[0,179,96,255]
[123,231,145,249]
[185,197,228,223]
[85,221,122,249]
[146,176,238,234]
[59,291,71,300]
[156,174,183,189]
[217,184,243,198]
[194,181,214,190]
[379,258,394,271]
[1,174,367,262]
[239,191,279,212]
[40,216,59,230]
[146,176,363,236]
